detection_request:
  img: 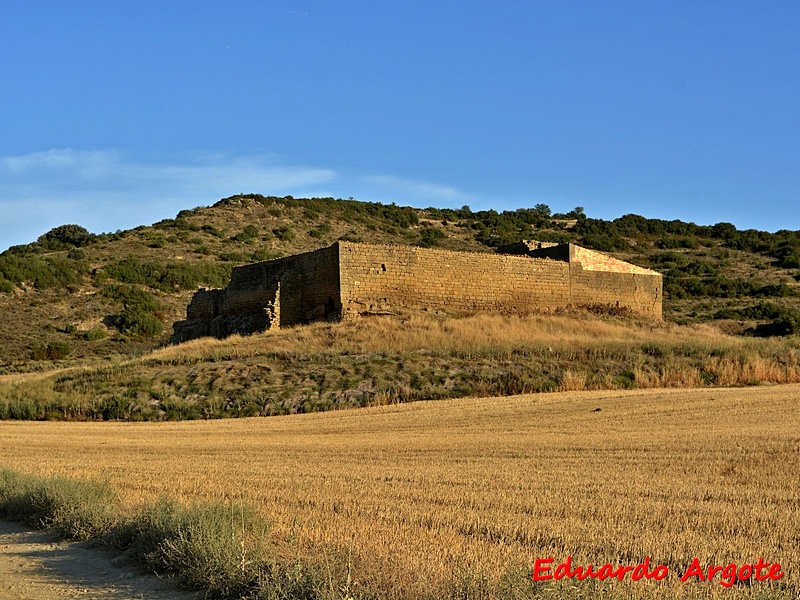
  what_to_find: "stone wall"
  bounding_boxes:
[567,246,662,318]
[570,266,662,318]
[172,245,340,342]
[337,242,571,318]
[172,240,663,343]
[569,245,655,275]
[226,244,340,325]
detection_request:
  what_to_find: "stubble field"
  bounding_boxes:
[0,384,798,599]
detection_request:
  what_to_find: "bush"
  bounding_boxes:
[232,225,259,243]
[67,248,86,260]
[0,468,368,600]
[251,249,281,262]
[715,302,800,336]
[114,499,271,596]
[104,258,231,291]
[218,252,251,263]
[0,469,119,540]
[84,328,107,341]
[30,341,71,361]
[772,312,800,335]
[202,224,225,238]
[418,227,446,248]
[113,307,163,338]
[754,283,798,298]
[37,224,96,250]
[580,234,628,252]
[102,282,164,338]
[101,284,161,313]
[272,225,296,242]
[0,254,84,289]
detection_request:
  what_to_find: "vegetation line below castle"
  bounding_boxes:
[2,311,798,421]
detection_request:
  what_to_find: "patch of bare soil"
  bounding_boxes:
[0,521,196,600]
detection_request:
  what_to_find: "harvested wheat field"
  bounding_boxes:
[1,385,799,599]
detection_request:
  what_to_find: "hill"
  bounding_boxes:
[1,193,799,378]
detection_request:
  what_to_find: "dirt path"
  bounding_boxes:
[0,521,197,600]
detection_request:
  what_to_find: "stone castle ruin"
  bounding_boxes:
[171,241,662,342]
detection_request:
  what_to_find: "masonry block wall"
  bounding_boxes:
[337,242,570,317]
[172,240,662,343]
[567,246,662,318]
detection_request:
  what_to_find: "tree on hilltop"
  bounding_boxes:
[37,224,96,250]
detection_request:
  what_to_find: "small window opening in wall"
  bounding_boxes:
[381,264,386,272]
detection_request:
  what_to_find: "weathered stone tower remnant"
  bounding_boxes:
[171,241,662,343]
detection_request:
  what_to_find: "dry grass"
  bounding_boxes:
[1,385,798,598]
[144,310,799,373]
[3,311,800,421]
[146,311,681,362]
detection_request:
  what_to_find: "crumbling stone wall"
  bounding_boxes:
[172,240,662,343]
[172,245,340,342]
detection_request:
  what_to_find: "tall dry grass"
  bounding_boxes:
[145,311,800,381]
[145,312,694,364]
[2,311,800,421]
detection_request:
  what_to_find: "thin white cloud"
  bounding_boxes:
[0,149,336,193]
[0,149,338,250]
[0,149,482,251]
[361,174,462,203]
[2,148,101,172]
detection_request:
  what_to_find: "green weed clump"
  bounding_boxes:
[110,499,271,597]
[30,340,71,360]
[0,468,377,600]
[0,469,119,539]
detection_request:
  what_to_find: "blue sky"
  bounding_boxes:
[2,1,799,251]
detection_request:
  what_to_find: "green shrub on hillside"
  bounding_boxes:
[37,224,96,251]
[100,284,164,338]
[251,249,282,262]
[113,307,163,338]
[418,227,446,247]
[84,328,107,341]
[100,284,160,312]
[30,341,71,361]
[715,302,800,336]
[104,257,230,291]
[232,225,259,243]
[201,224,225,238]
[272,225,296,241]
[0,254,86,289]
[309,221,332,238]
[218,252,251,263]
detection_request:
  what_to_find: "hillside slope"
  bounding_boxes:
[1,194,799,374]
